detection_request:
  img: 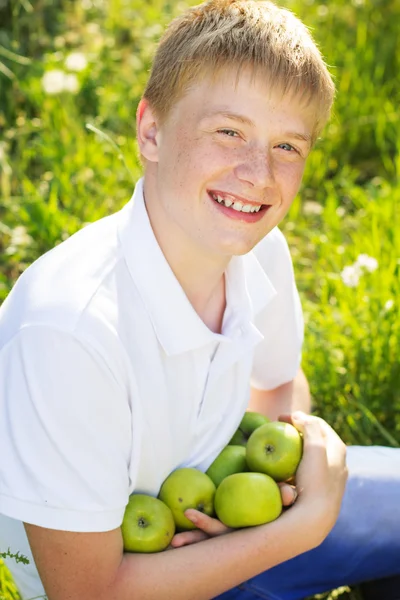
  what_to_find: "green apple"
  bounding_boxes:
[229,411,270,446]
[214,472,282,527]
[121,494,175,553]
[206,445,248,487]
[246,421,303,482]
[158,467,216,531]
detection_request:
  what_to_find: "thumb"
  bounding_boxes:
[291,411,324,443]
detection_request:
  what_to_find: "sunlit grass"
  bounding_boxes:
[284,176,400,446]
[0,559,21,600]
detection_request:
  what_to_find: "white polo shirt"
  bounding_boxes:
[0,177,302,545]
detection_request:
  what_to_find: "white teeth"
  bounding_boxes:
[212,193,262,213]
[216,194,233,207]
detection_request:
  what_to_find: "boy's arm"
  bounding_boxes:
[249,368,312,421]
[24,506,315,600]
[25,413,347,600]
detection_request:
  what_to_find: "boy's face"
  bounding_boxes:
[139,67,316,260]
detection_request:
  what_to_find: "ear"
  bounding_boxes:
[136,98,160,162]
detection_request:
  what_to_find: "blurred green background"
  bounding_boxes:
[0,0,399,598]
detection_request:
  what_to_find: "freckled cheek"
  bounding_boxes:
[162,130,235,186]
[186,149,228,180]
[170,133,204,169]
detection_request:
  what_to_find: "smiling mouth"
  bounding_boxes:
[209,191,269,214]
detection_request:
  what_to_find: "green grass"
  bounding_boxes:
[1,0,399,598]
[0,559,21,600]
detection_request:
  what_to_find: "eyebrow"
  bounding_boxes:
[203,109,255,127]
[202,109,313,146]
[285,131,313,144]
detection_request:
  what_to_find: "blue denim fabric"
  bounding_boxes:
[215,446,400,600]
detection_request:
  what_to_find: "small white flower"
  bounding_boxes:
[41,69,66,94]
[384,300,394,311]
[65,52,88,72]
[10,226,33,247]
[63,73,79,93]
[355,254,378,272]
[41,70,80,94]
[336,207,346,217]
[317,5,329,17]
[341,265,361,287]
[303,201,323,215]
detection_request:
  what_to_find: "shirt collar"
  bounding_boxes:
[118,178,276,356]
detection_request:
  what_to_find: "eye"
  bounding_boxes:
[217,128,240,137]
[277,142,297,152]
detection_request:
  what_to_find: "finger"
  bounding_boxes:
[278,482,298,507]
[292,412,327,449]
[184,509,232,536]
[315,416,347,447]
[290,412,347,465]
[307,416,347,470]
[170,529,209,548]
[279,411,324,445]
[291,413,328,486]
[288,412,345,451]
[277,413,294,425]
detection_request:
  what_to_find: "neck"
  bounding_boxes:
[143,177,228,333]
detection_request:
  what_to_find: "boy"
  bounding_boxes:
[0,1,399,599]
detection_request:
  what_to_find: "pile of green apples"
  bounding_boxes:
[122,412,303,553]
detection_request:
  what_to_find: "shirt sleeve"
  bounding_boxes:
[0,325,132,532]
[250,228,304,390]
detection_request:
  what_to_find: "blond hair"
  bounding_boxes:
[143,0,335,140]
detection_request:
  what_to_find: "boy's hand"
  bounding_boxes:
[170,483,298,548]
[170,511,231,547]
[280,411,348,540]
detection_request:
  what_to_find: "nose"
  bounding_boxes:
[234,149,275,189]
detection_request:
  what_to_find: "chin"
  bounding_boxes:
[216,238,260,257]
